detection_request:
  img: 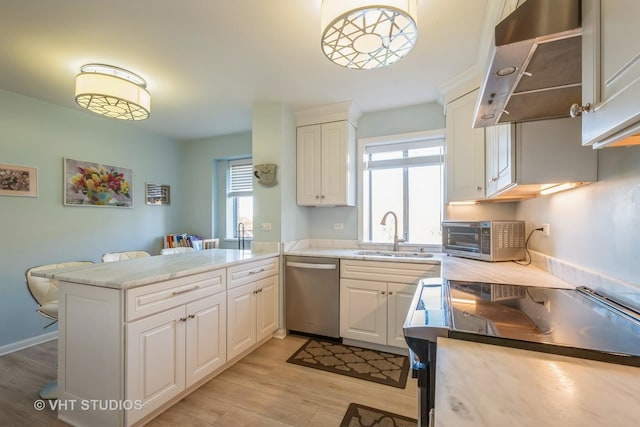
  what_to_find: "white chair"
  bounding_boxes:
[161,247,195,255]
[202,238,219,250]
[101,250,151,263]
[25,261,94,399]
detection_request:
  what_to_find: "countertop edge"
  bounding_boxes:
[32,250,280,290]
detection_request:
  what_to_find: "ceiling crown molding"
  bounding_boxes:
[294,101,362,127]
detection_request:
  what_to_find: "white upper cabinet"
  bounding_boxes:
[445,89,486,202]
[580,0,640,148]
[484,117,597,200]
[485,124,515,198]
[297,120,356,206]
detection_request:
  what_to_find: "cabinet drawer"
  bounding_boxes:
[126,269,226,321]
[340,260,439,284]
[227,257,279,289]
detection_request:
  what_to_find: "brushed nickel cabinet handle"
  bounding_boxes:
[172,285,200,295]
[570,103,591,118]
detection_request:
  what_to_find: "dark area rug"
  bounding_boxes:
[340,403,417,427]
[286,339,409,389]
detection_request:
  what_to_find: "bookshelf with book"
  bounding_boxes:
[164,233,203,251]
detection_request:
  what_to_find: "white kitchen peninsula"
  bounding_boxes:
[34,249,279,427]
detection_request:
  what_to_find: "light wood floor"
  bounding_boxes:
[0,335,417,426]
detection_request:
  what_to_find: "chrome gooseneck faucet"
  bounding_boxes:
[237,222,246,250]
[380,210,404,252]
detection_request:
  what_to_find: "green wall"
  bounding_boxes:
[0,89,182,348]
[181,131,252,247]
[252,102,310,244]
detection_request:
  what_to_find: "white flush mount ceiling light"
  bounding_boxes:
[75,64,150,120]
[321,0,418,70]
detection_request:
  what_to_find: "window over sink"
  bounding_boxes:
[358,130,444,247]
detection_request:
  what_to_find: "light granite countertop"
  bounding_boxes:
[285,246,574,288]
[31,249,279,290]
[435,337,640,427]
[441,255,574,288]
[285,247,443,264]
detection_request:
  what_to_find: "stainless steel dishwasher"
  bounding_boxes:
[285,256,340,339]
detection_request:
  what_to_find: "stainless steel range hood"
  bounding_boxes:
[474,0,582,128]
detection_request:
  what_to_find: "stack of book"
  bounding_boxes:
[164,233,203,250]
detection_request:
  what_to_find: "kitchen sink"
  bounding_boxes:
[354,250,434,258]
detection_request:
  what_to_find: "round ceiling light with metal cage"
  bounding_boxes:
[75,64,150,120]
[320,0,418,70]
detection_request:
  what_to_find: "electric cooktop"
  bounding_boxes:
[404,279,640,366]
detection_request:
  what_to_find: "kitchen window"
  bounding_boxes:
[359,130,444,246]
[226,158,253,240]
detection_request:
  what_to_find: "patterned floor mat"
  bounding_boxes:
[340,403,418,427]
[286,339,409,389]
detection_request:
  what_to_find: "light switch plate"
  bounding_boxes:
[261,223,272,231]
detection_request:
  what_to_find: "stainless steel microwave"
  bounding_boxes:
[442,220,525,262]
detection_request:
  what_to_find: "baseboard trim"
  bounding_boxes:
[272,328,287,339]
[0,331,58,356]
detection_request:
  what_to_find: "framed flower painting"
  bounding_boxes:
[0,164,37,197]
[64,158,132,207]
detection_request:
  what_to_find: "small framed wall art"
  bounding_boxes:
[0,163,38,197]
[64,158,132,207]
[145,183,170,205]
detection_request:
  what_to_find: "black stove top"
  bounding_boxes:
[404,278,640,366]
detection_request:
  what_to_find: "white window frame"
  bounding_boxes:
[225,158,253,241]
[357,129,445,250]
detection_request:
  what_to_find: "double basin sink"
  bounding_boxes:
[353,249,434,259]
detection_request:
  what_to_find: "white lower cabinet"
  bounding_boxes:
[227,274,278,360]
[126,292,226,425]
[55,256,280,427]
[339,259,440,349]
[340,279,415,348]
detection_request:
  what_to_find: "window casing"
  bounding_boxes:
[226,158,253,240]
[359,130,444,247]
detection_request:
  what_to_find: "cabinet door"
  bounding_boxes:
[445,89,486,201]
[185,293,226,387]
[227,282,257,360]
[485,124,514,197]
[296,124,322,205]
[582,0,640,147]
[126,306,186,425]
[340,279,386,345]
[256,275,278,342]
[321,121,355,206]
[387,283,416,349]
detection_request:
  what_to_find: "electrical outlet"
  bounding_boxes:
[541,224,550,236]
[261,223,272,231]
[333,223,344,230]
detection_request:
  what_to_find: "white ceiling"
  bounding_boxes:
[0,0,493,141]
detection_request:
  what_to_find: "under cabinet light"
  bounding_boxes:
[539,183,578,195]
